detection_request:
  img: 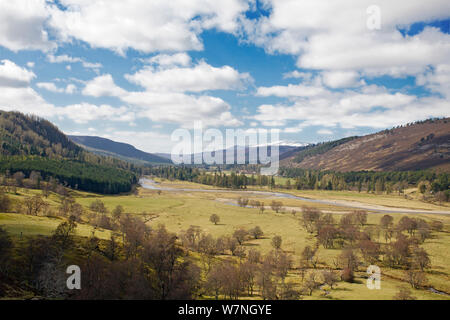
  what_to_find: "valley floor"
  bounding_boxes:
[1,178,449,300]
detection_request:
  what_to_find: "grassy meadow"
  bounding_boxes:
[1,179,449,300]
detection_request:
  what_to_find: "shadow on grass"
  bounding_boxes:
[333,287,352,292]
[427,269,447,276]
[243,243,260,247]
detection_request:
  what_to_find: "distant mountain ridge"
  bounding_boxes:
[186,144,305,165]
[69,135,171,164]
[282,118,450,172]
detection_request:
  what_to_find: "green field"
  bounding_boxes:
[0,213,111,239]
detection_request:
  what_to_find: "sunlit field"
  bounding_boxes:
[2,179,448,300]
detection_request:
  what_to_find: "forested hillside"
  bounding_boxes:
[0,110,82,158]
[283,118,450,172]
[0,111,137,194]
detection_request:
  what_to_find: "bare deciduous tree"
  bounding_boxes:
[322,270,339,290]
[338,248,359,272]
[270,200,283,213]
[249,226,264,239]
[411,247,431,271]
[52,218,77,249]
[301,245,319,268]
[237,197,249,207]
[209,214,220,225]
[317,225,338,248]
[112,205,124,221]
[405,269,427,289]
[271,235,282,250]
[233,228,248,245]
[397,216,417,236]
[393,287,416,300]
[13,171,25,187]
[303,271,319,296]
[24,195,46,216]
[353,210,368,226]
[359,239,380,264]
[380,214,394,229]
[89,199,108,215]
[0,192,11,212]
[301,207,322,233]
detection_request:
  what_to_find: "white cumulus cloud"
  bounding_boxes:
[144,53,192,68]
[82,72,244,127]
[47,0,250,54]
[125,60,251,93]
[241,0,450,78]
[0,0,54,52]
[82,74,127,97]
[322,71,364,89]
[0,60,35,88]
[37,82,77,94]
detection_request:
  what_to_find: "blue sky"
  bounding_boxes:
[0,1,449,153]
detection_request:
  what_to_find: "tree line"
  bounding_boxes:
[279,168,449,200]
[148,166,276,189]
[147,165,449,202]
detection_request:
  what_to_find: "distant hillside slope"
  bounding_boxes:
[283,118,450,172]
[0,110,83,158]
[155,144,304,164]
[69,135,171,164]
[0,111,137,194]
[187,144,304,165]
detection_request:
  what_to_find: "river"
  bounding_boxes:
[140,178,450,215]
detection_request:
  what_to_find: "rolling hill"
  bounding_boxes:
[187,142,306,165]
[0,110,137,194]
[69,135,171,165]
[282,118,450,172]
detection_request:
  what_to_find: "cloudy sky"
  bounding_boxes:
[0,0,449,153]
